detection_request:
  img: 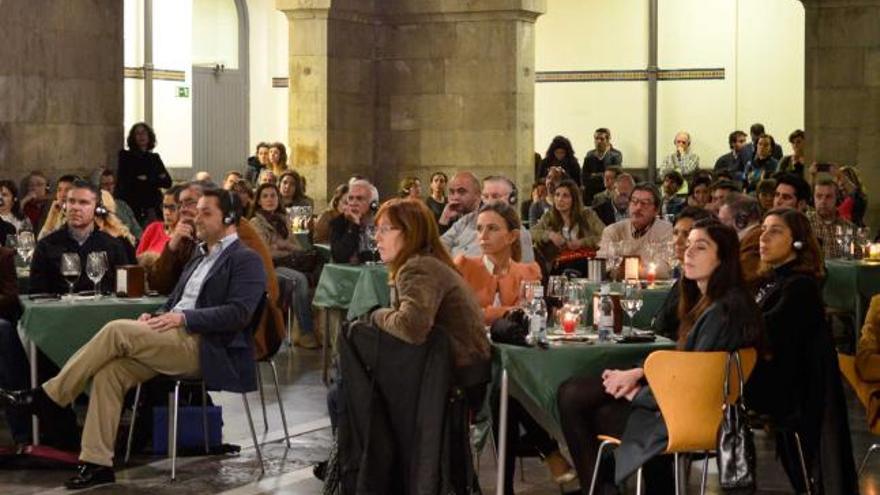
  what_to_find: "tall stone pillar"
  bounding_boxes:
[277,0,545,204]
[804,0,880,226]
[0,0,122,178]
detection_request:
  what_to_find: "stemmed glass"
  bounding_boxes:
[17,231,35,264]
[836,225,853,259]
[86,251,109,299]
[856,227,872,260]
[546,276,567,325]
[363,225,379,265]
[60,253,81,302]
[518,280,540,308]
[621,281,643,336]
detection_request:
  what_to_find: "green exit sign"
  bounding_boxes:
[177,86,190,98]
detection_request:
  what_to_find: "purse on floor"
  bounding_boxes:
[716,350,757,492]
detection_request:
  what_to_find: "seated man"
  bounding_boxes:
[707,178,740,214]
[438,172,482,234]
[30,180,132,294]
[773,173,810,212]
[593,172,634,225]
[330,179,380,264]
[807,176,855,259]
[659,170,686,217]
[660,131,700,192]
[37,174,78,240]
[0,189,267,489]
[441,175,535,262]
[597,183,673,278]
[714,130,748,179]
[718,193,762,286]
[589,165,621,208]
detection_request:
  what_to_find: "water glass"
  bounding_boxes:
[60,253,81,302]
[621,281,643,336]
[86,251,109,298]
[17,231,35,264]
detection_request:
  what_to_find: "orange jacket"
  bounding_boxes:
[454,255,541,325]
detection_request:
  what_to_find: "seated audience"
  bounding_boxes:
[582,128,623,204]
[659,170,686,216]
[441,176,535,262]
[778,129,807,177]
[330,179,379,264]
[531,179,604,275]
[559,218,761,493]
[0,180,33,233]
[521,182,546,226]
[425,171,448,222]
[245,142,270,184]
[314,183,348,244]
[537,135,581,185]
[0,189,266,490]
[714,130,748,178]
[686,174,712,210]
[532,167,565,226]
[148,182,286,360]
[279,170,313,208]
[97,191,137,261]
[650,207,715,339]
[268,142,289,176]
[38,174,78,240]
[660,131,700,189]
[19,171,50,232]
[837,166,867,227]
[593,172,634,226]
[707,178,740,214]
[741,123,784,169]
[30,180,131,295]
[397,176,422,200]
[0,244,27,445]
[590,166,621,207]
[231,179,255,218]
[437,172,482,234]
[96,169,141,240]
[258,169,277,186]
[137,185,181,258]
[773,173,810,212]
[718,193,763,286]
[855,295,880,432]
[193,171,212,183]
[807,176,854,259]
[250,183,318,349]
[756,178,777,212]
[223,170,242,190]
[746,208,858,493]
[744,134,778,192]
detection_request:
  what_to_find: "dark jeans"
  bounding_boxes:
[557,375,674,495]
[0,318,30,443]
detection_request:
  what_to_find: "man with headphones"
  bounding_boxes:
[1,188,267,490]
[329,179,380,264]
[718,192,763,285]
[440,175,535,262]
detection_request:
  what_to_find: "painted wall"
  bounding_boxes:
[535,0,804,171]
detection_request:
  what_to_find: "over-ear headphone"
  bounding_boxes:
[792,240,803,250]
[734,210,749,231]
[94,191,108,218]
[369,199,379,214]
[507,180,519,205]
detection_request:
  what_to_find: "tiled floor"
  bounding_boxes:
[0,346,877,494]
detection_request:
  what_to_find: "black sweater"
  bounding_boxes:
[29,227,133,295]
[116,149,172,223]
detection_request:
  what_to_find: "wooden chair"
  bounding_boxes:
[588,348,757,495]
[838,352,880,475]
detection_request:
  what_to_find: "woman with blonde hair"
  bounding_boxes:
[97,190,137,260]
[837,165,867,227]
[397,177,422,200]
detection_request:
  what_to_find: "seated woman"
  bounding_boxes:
[454,202,575,489]
[856,295,880,435]
[137,185,181,258]
[558,219,761,494]
[397,176,422,200]
[314,183,348,245]
[231,179,255,219]
[97,191,137,263]
[0,180,33,233]
[279,171,314,209]
[251,183,319,349]
[745,208,858,493]
[531,179,604,275]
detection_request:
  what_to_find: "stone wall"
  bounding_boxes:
[804,0,880,227]
[0,0,123,182]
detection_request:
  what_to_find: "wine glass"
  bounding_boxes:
[518,280,540,307]
[621,281,643,336]
[17,231,35,264]
[362,225,379,265]
[856,227,872,260]
[836,225,853,259]
[546,276,568,325]
[86,251,109,298]
[60,253,81,302]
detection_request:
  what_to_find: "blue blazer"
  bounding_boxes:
[161,239,267,393]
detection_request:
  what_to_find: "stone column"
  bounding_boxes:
[804,0,880,226]
[0,0,123,179]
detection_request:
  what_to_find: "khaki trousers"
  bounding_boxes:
[42,319,200,467]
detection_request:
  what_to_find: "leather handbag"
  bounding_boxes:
[716,350,757,491]
[489,308,530,346]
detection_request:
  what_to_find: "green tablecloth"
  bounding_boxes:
[579,281,672,330]
[313,263,390,319]
[20,296,166,368]
[823,259,880,332]
[493,337,675,439]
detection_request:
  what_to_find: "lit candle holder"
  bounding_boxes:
[623,256,640,281]
[870,243,880,260]
[646,262,657,287]
[562,311,579,334]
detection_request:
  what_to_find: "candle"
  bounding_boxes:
[870,244,880,260]
[562,312,578,334]
[623,256,640,281]
[646,262,657,286]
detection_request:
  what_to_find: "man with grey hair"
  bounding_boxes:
[660,131,700,193]
[441,175,535,262]
[593,172,634,226]
[718,193,762,284]
[330,179,379,264]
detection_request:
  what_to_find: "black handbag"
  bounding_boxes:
[489,308,530,346]
[716,350,757,492]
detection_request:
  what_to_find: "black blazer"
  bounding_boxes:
[162,239,267,393]
[592,199,616,226]
[116,149,172,223]
[615,286,761,483]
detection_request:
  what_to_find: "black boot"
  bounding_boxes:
[64,462,116,490]
[0,387,59,417]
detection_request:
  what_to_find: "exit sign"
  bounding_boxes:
[177,86,190,98]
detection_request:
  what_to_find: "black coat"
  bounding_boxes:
[615,287,761,483]
[116,149,172,224]
[650,279,680,341]
[329,215,376,264]
[592,199,617,226]
[745,263,858,493]
[245,156,264,185]
[29,226,133,295]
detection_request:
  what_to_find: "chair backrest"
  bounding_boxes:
[249,292,268,338]
[644,348,757,453]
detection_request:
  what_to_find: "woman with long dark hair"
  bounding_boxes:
[116,122,172,225]
[746,208,858,493]
[278,171,314,208]
[558,219,761,494]
[531,179,604,275]
[0,180,33,233]
[538,135,582,185]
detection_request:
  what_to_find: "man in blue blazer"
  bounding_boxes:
[0,188,266,490]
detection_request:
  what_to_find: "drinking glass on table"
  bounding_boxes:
[836,225,853,259]
[362,225,379,265]
[621,281,643,336]
[606,241,622,280]
[560,284,585,333]
[546,275,567,325]
[86,251,109,298]
[17,231,35,264]
[856,227,872,259]
[60,253,81,302]
[518,280,540,308]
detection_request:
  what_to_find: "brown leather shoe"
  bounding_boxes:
[545,450,577,484]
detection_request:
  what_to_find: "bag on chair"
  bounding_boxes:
[716,350,756,492]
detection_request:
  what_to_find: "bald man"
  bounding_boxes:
[437,172,482,234]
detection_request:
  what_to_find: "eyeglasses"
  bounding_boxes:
[375,225,399,236]
[629,198,655,208]
[162,204,178,211]
[180,199,198,208]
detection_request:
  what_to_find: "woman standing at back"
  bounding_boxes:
[116,122,172,226]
